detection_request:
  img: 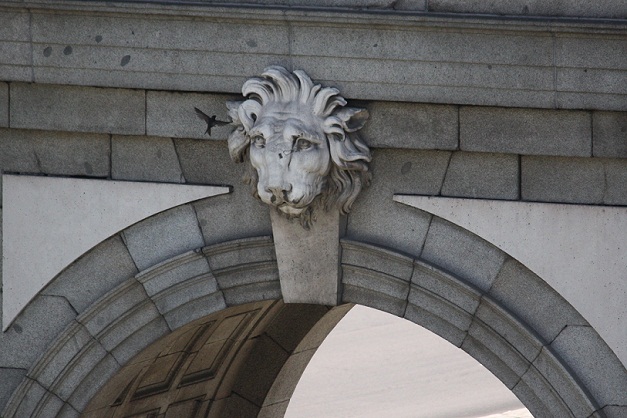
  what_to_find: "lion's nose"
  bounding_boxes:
[266,184,292,203]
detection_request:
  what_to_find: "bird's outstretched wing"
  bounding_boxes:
[194,107,231,136]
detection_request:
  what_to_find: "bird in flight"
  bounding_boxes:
[194,107,231,136]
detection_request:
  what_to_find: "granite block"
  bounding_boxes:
[604,159,627,205]
[460,106,591,157]
[593,111,627,158]
[361,101,458,150]
[521,156,605,204]
[441,151,519,199]
[0,82,7,127]
[346,149,449,257]
[66,354,120,412]
[429,0,627,18]
[136,250,211,297]
[147,91,235,140]
[10,83,145,135]
[488,258,588,344]
[341,240,414,281]
[0,295,76,369]
[43,235,138,314]
[112,135,184,182]
[549,325,627,407]
[0,128,110,177]
[514,366,573,417]
[421,217,505,292]
[122,204,205,271]
[0,367,26,413]
[342,284,406,317]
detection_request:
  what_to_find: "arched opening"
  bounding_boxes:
[1,203,624,417]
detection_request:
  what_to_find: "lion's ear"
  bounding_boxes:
[335,108,369,132]
[228,128,250,163]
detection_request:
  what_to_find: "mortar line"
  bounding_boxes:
[438,152,453,196]
[170,137,186,183]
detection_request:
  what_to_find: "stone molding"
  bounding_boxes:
[1,214,624,416]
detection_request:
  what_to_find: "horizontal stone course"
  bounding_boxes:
[10,83,145,135]
[441,151,519,199]
[593,111,627,158]
[429,0,627,18]
[0,128,110,177]
[112,135,184,183]
[460,106,592,157]
[361,101,458,150]
[0,82,7,127]
[522,155,627,205]
[147,91,235,140]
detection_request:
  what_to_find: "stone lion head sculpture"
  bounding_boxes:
[227,66,372,228]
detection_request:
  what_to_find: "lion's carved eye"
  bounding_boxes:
[294,137,313,151]
[252,135,266,148]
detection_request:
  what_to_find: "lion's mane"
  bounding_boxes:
[227,66,372,224]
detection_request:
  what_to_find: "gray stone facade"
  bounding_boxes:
[0,0,625,417]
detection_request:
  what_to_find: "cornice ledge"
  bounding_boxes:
[3,0,627,35]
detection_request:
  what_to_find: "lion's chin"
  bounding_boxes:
[277,204,306,216]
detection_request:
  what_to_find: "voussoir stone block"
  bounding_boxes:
[346,149,449,256]
[593,111,627,158]
[0,82,8,127]
[549,325,627,407]
[532,345,598,417]
[43,235,138,314]
[513,366,572,418]
[460,106,591,157]
[203,237,276,273]
[112,135,184,183]
[420,217,505,292]
[361,101,458,150]
[122,204,205,271]
[341,240,414,281]
[0,128,110,177]
[10,83,145,135]
[487,258,588,345]
[441,151,519,200]
[405,285,471,347]
[341,266,409,317]
[0,295,76,369]
[136,249,211,297]
[147,90,235,140]
[521,155,605,204]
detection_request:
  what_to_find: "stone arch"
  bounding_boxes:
[1,201,625,417]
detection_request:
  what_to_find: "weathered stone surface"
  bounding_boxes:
[421,217,505,292]
[488,258,588,344]
[10,83,145,135]
[43,235,138,314]
[0,82,7,127]
[412,260,482,315]
[361,102,458,150]
[461,325,527,389]
[122,204,205,271]
[602,406,627,418]
[604,159,627,206]
[341,240,414,282]
[533,345,598,417]
[0,128,110,177]
[204,237,275,272]
[175,139,273,244]
[514,366,573,417]
[271,209,339,306]
[429,0,627,18]
[549,325,627,407]
[66,354,120,412]
[460,107,591,157]
[0,295,76,369]
[162,291,226,331]
[258,401,289,418]
[441,152,519,199]
[77,279,148,337]
[216,264,281,306]
[405,286,470,347]
[52,339,109,402]
[150,274,219,316]
[147,91,235,140]
[262,349,316,406]
[112,135,184,182]
[5,379,48,418]
[346,149,449,256]
[136,250,210,297]
[593,111,627,158]
[27,321,93,390]
[110,315,170,365]
[521,156,605,204]
[0,367,26,413]
[473,299,542,363]
[342,266,409,317]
